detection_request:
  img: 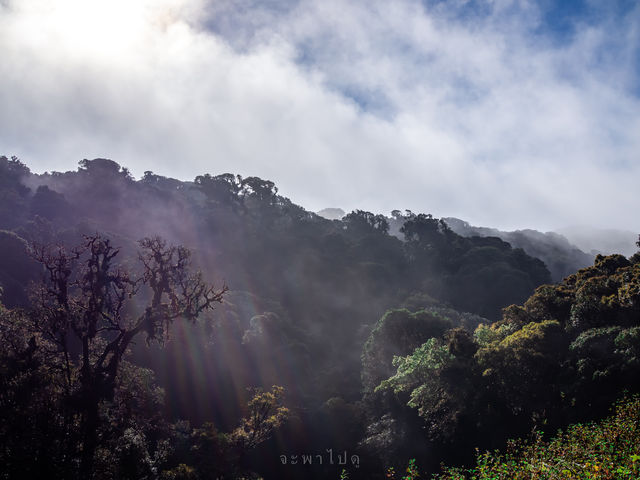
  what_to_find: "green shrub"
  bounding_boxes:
[435,396,640,479]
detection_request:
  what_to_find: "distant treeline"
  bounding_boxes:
[0,155,639,479]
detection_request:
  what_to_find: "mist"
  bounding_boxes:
[1,0,640,231]
[1,153,639,478]
[1,0,640,478]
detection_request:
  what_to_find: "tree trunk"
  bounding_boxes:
[79,394,99,479]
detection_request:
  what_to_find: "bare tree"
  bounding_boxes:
[30,234,227,477]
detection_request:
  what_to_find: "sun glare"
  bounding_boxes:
[17,0,188,63]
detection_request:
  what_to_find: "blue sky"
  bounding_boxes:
[0,0,639,232]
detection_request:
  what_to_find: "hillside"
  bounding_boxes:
[0,155,639,479]
[443,217,595,282]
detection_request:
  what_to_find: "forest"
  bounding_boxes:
[1,155,639,479]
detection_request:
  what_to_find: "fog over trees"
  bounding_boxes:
[441,217,595,282]
[1,155,639,479]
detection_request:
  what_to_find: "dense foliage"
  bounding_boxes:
[443,217,595,282]
[343,396,640,479]
[436,396,640,479]
[373,251,640,474]
[0,155,638,479]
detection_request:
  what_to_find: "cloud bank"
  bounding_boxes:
[0,0,639,231]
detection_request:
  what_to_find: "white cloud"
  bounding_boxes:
[0,0,639,232]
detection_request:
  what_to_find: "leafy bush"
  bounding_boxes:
[436,396,640,479]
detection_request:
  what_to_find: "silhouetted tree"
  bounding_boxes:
[195,172,243,209]
[240,176,278,205]
[29,234,227,477]
[344,210,390,236]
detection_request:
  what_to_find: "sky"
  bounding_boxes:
[0,0,639,232]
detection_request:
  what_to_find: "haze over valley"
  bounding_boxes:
[1,0,640,478]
